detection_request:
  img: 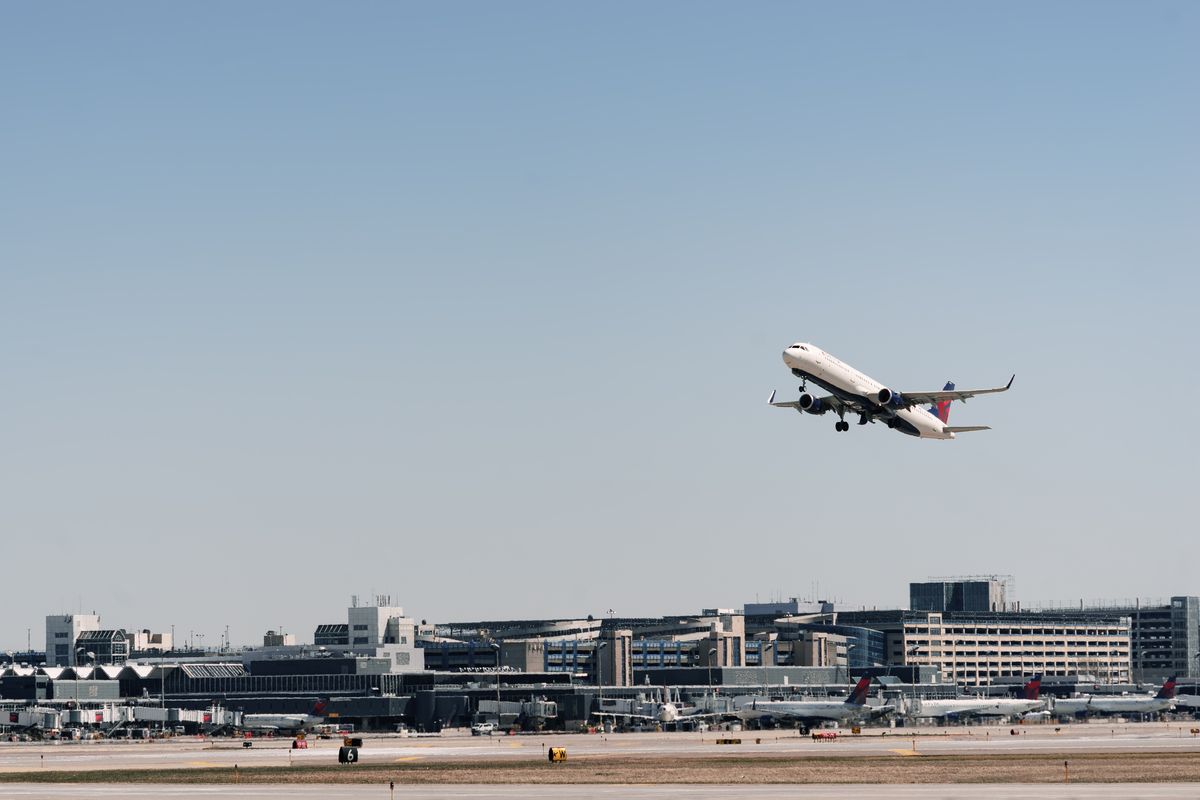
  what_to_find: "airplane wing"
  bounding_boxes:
[768,390,850,412]
[674,709,725,720]
[898,375,1015,407]
[768,390,802,409]
[591,711,659,721]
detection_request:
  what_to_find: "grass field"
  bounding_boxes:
[3,752,1199,785]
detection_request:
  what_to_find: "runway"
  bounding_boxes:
[2,784,1200,799]
[3,723,1200,773]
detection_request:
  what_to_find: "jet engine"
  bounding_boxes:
[876,388,905,410]
[798,393,825,415]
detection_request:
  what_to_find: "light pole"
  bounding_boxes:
[493,643,502,726]
[844,643,859,687]
[904,645,922,715]
[951,640,961,691]
[595,640,609,704]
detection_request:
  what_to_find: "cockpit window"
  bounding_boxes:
[790,344,807,351]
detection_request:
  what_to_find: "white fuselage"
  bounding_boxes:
[915,697,1045,719]
[782,344,954,439]
[735,698,872,724]
[241,713,319,732]
[1053,695,1173,716]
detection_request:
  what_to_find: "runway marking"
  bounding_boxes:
[889,749,923,757]
[393,756,424,763]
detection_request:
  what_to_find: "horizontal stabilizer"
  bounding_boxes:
[943,425,990,433]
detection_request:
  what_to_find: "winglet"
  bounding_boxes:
[768,389,777,404]
[1006,374,1015,390]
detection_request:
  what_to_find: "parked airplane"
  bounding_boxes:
[769,343,1013,438]
[1170,692,1200,713]
[241,699,328,732]
[594,687,720,726]
[912,675,1045,720]
[1053,677,1177,717]
[733,676,890,731]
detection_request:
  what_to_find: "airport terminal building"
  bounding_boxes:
[5,582,1197,734]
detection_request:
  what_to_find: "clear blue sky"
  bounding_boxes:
[1,2,1197,649]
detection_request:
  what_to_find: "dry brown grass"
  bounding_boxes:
[4,752,1200,785]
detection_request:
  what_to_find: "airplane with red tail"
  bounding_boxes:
[1053,677,1177,717]
[733,676,893,732]
[913,675,1045,719]
[241,698,329,732]
[769,342,1013,438]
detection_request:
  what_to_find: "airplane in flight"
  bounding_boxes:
[912,675,1045,720]
[769,342,1013,439]
[1052,677,1177,717]
[733,676,892,732]
[241,699,328,732]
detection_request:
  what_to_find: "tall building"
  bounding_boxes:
[345,596,423,671]
[1133,596,1200,682]
[839,608,1132,686]
[1037,596,1200,683]
[598,628,633,687]
[45,614,101,667]
[347,597,414,649]
[75,629,129,665]
[910,578,1007,613]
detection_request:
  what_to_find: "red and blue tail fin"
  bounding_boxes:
[929,381,954,423]
[845,676,871,706]
[1023,674,1042,700]
[1157,677,1177,700]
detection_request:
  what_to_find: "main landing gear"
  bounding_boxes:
[834,420,849,432]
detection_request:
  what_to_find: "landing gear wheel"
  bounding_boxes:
[835,421,848,432]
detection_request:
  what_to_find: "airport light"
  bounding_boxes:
[905,645,921,696]
[595,640,609,703]
[492,643,502,725]
[843,643,858,687]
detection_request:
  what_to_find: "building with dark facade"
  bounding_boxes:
[910,579,1007,613]
[1035,596,1200,683]
[75,630,129,666]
